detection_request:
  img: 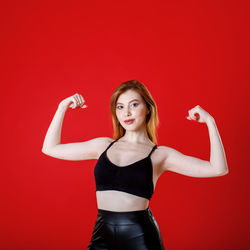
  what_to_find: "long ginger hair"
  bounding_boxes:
[110,80,159,145]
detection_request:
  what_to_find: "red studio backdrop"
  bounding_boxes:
[1,0,249,249]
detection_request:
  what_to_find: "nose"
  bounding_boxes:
[124,106,132,116]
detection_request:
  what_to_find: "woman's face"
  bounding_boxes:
[115,89,149,131]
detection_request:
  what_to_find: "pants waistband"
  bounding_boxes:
[97,207,151,225]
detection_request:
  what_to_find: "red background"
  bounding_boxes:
[1,0,249,249]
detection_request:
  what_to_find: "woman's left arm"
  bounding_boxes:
[160,105,229,177]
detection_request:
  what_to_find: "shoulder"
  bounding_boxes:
[155,145,172,157]
[93,137,114,143]
[92,137,114,147]
[93,137,114,157]
[154,145,189,173]
[152,145,176,171]
[156,145,183,160]
[150,145,170,163]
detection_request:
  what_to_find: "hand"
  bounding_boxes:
[186,105,214,124]
[59,93,87,110]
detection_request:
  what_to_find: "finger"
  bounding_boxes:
[79,95,85,107]
[190,110,197,120]
[74,95,81,106]
[81,105,88,109]
[194,113,200,120]
[71,98,77,108]
[188,110,194,119]
[79,95,85,104]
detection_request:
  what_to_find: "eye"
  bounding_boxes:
[116,105,123,110]
[131,102,138,107]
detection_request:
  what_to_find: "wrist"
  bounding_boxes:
[206,116,215,125]
[57,104,68,112]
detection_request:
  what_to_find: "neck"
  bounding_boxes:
[121,128,151,144]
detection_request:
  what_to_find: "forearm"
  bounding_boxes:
[42,105,67,151]
[206,118,229,174]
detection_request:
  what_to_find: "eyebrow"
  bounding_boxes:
[116,99,140,105]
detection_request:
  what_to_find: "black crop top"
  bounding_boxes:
[94,139,158,200]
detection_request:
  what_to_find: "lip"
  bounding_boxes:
[124,119,135,124]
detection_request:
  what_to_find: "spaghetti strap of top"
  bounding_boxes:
[105,139,119,151]
[148,144,158,157]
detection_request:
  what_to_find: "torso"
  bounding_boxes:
[95,138,166,211]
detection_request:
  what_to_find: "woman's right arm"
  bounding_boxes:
[41,94,110,161]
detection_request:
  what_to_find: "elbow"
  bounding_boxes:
[222,164,229,176]
[216,169,229,176]
[42,148,49,155]
[210,162,229,176]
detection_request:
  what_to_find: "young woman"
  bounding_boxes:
[42,80,229,250]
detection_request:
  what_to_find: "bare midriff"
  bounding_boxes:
[96,190,150,212]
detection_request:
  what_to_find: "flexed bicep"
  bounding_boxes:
[159,146,225,178]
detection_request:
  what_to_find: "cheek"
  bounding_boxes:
[116,110,121,120]
[132,110,147,122]
[137,107,148,116]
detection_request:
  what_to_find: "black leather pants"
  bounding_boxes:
[87,207,165,250]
